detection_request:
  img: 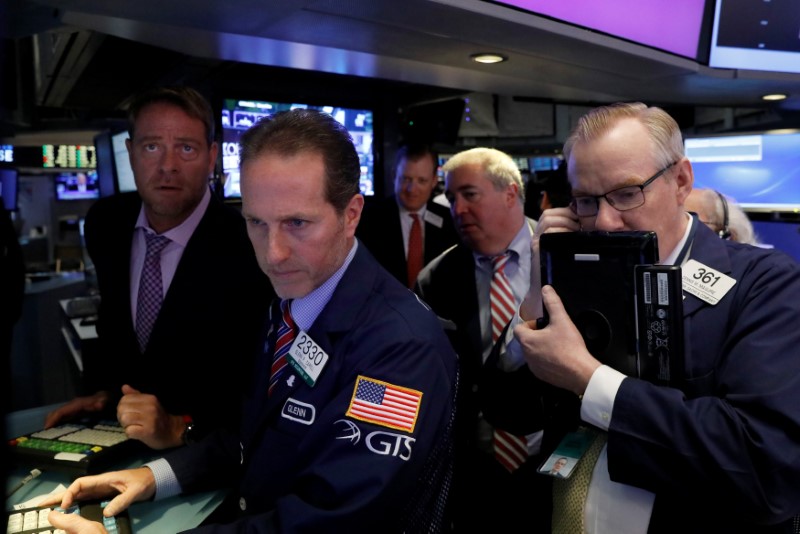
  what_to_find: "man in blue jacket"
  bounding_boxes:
[47,108,459,533]
[516,102,800,533]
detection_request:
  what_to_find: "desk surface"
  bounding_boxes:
[6,404,225,533]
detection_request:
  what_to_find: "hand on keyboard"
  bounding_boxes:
[47,509,107,534]
[45,392,110,429]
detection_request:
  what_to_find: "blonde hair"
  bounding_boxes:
[564,102,684,169]
[443,147,524,201]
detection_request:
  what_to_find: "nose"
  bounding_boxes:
[450,195,467,217]
[264,230,291,266]
[159,148,179,174]
[593,198,624,231]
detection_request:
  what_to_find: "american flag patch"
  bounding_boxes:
[346,376,423,433]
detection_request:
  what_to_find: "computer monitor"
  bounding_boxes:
[0,168,18,211]
[93,131,117,198]
[54,171,100,201]
[709,0,800,74]
[111,131,136,193]
[220,98,376,199]
[487,0,707,60]
[685,131,800,212]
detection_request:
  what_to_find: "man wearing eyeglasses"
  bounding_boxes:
[357,144,458,288]
[514,102,800,532]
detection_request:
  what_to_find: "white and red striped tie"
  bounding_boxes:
[489,252,529,473]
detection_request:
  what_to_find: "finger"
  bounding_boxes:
[47,510,74,529]
[541,285,569,324]
[44,409,62,429]
[121,384,140,396]
[102,491,135,517]
[37,490,66,507]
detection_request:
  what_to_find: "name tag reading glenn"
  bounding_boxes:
[287,330,329,387]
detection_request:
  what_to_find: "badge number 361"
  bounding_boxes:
[682,259,736,306]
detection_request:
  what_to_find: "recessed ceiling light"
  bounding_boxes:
[762,93,788,101]
[471,53,507,64]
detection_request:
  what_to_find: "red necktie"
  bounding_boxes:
[407,213,423,288]
[269,299,296,396]
[489,253,529,473]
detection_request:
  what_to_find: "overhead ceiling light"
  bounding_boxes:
[762,93,788,101]
[471,53,507,64]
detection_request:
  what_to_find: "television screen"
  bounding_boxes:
[685,131,800,212]
[709,0,800,74]
[93,131,117,198]
[111,131,136,193]
[0,168,18,211]
[487,0,706,60]
[220,99,375,198]
[55,171,100,201]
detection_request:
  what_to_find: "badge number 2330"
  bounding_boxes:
[287,330,329,387]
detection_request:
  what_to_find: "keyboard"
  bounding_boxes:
[64,296,100,318]
[6,501,131,534]
[8,420,143,476]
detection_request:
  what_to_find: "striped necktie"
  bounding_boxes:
[269,299,296,396]
[489,252,529,473]
[135,232,171,352]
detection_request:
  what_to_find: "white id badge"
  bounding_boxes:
[538,426,598,479]
[682,259,736,305]
[287,330,330,387]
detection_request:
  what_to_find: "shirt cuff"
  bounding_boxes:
[580,365,626,431]
[144,458,183,500]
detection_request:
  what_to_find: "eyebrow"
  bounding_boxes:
[572,174,648,196]
[134,134,204,145]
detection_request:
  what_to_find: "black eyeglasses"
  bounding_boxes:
[569,161,677,217]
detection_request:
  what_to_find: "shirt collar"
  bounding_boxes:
[661,211,695,266]
[290,240,359,332]
[473,218,532,265]
[135,186,211,246]
[397,198,427,218]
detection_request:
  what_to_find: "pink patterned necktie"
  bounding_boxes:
[135,232,171,352]
[269,299,297,396]
[489,252,529,473]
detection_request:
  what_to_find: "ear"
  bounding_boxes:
[505,182,519,207]
[344,193,365,237]
[674,158,694,206]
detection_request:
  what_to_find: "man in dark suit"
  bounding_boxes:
[357,144,458,287]
[415,147,547,532]
[516,102,800,532]
[45,86,272,449]
[46,109,459,534]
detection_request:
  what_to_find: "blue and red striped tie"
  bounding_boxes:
[268,299,296,396]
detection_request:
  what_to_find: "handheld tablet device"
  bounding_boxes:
[539,231,659,377]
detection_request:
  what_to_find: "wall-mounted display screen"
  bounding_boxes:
[220,99,375,199]
[487,0,706,60]
[0,168,18,210]
[54,170,100,201]
[111,131,136,193]
[43,144,96,169]
[709,0,800,74]
[685,131,800,212]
